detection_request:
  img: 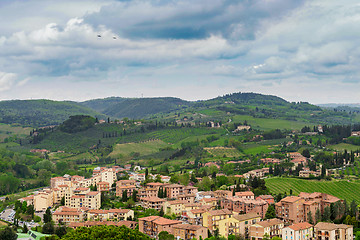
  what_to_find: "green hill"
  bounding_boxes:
[265,177,360,203]
[80,97,126,113]
[101,97,191,119]
[0,99,106,127]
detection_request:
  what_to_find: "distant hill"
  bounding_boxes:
[101,97,191,119]
[318,103,360,108]
[0,99,106,127]
[80,97,127,113]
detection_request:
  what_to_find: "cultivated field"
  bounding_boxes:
[204,147,243,157]
[0,123,31,141]
[109,140,169,158]
[330,143,360,152]
[265,177,360,203]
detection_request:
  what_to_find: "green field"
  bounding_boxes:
[330,143,360,152]
[265,177,360,203]
[0,123,31,141]
[232,115,311,130]
[109,140,169,158]
[204,147,243,157]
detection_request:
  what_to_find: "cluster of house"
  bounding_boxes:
[134,183,353,240]
[20,166,122,212]
[18,163,354,240]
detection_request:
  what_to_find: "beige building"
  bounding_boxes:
[249,218,284,240]
[140,196,165,211]
[87,209,134,221]
[172,224,208,240]
[203,209,233,232]
[138,216,182,238]
[53,207,86,224]
[282,222,313,240]
[275,196,305,224]
[218,212,261,238]
[163,200,186,216]
[163,184,184,199]
[314,222,353,240]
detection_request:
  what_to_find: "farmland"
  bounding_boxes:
[265,177,360,203]
[204,147,243,158]
[109,140,169,159]
[329,143,360,152]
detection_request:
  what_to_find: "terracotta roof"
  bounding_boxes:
[152,217,182,225]
[75,187,89,191]
[138,216,160,221]
[256,218,283,228]
[97,182,109,185]
[288,222,313,231]
[191,209,206,214]
[86,191,100,196]
[58,184,69,187]
[108,209,131,213]
[172,224,205,230]
[71,195,85,199]
[140,197,165,202]
[315,222,352,231]
[280,196,302,203]
[207,209,232,216]
[235,191,254,197]
[88,209,108,214]
[233,212,260,221]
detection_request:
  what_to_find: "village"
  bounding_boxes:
[16,153,355,240]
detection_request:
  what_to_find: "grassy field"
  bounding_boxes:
[204,147,243,157]
[0,123,31,141]
[265,177,360,203]
[109,140,169,158]
[329,143,360,152]
[232,115,311,131]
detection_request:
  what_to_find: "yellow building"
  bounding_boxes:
[203,209,233,232]
[163,200,186,216]
[218,212,261,238]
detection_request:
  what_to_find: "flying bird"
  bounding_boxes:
[113,36,117,40]
[97,34,101,38]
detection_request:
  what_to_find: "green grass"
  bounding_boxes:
[204,147,243,158]
[265,177,360,203]
[109,140,169,158]
[231,115,311,130]
[329,143,360,152]
[0,123,31,141]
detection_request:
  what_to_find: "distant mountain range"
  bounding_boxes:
[318,103,360,108]
[0,92,357,127]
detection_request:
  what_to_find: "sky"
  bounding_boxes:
[0,0,359,104]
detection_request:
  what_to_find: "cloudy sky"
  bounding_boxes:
[0,0,359,103]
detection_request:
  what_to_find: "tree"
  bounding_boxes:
[262,233,270,240]
[22,201,27,213]
[265,205,276,219]
[132,190,138,202]
[43,208,52,223]
[315,208,321,223]
[307,211,314,224]
[355,231,360,240]
[159,207,164,217]
[60,196,65,206]
[23,223,28,233]
[0,226,17,240]
[158,231,174,240]
[322,206,331,222]
[122,190,128,202]
[55,225,67,238]
[42,222,55,234]
[26,204,35,218]
[350,200,358,217]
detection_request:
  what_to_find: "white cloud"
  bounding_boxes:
[0,72,17,91]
